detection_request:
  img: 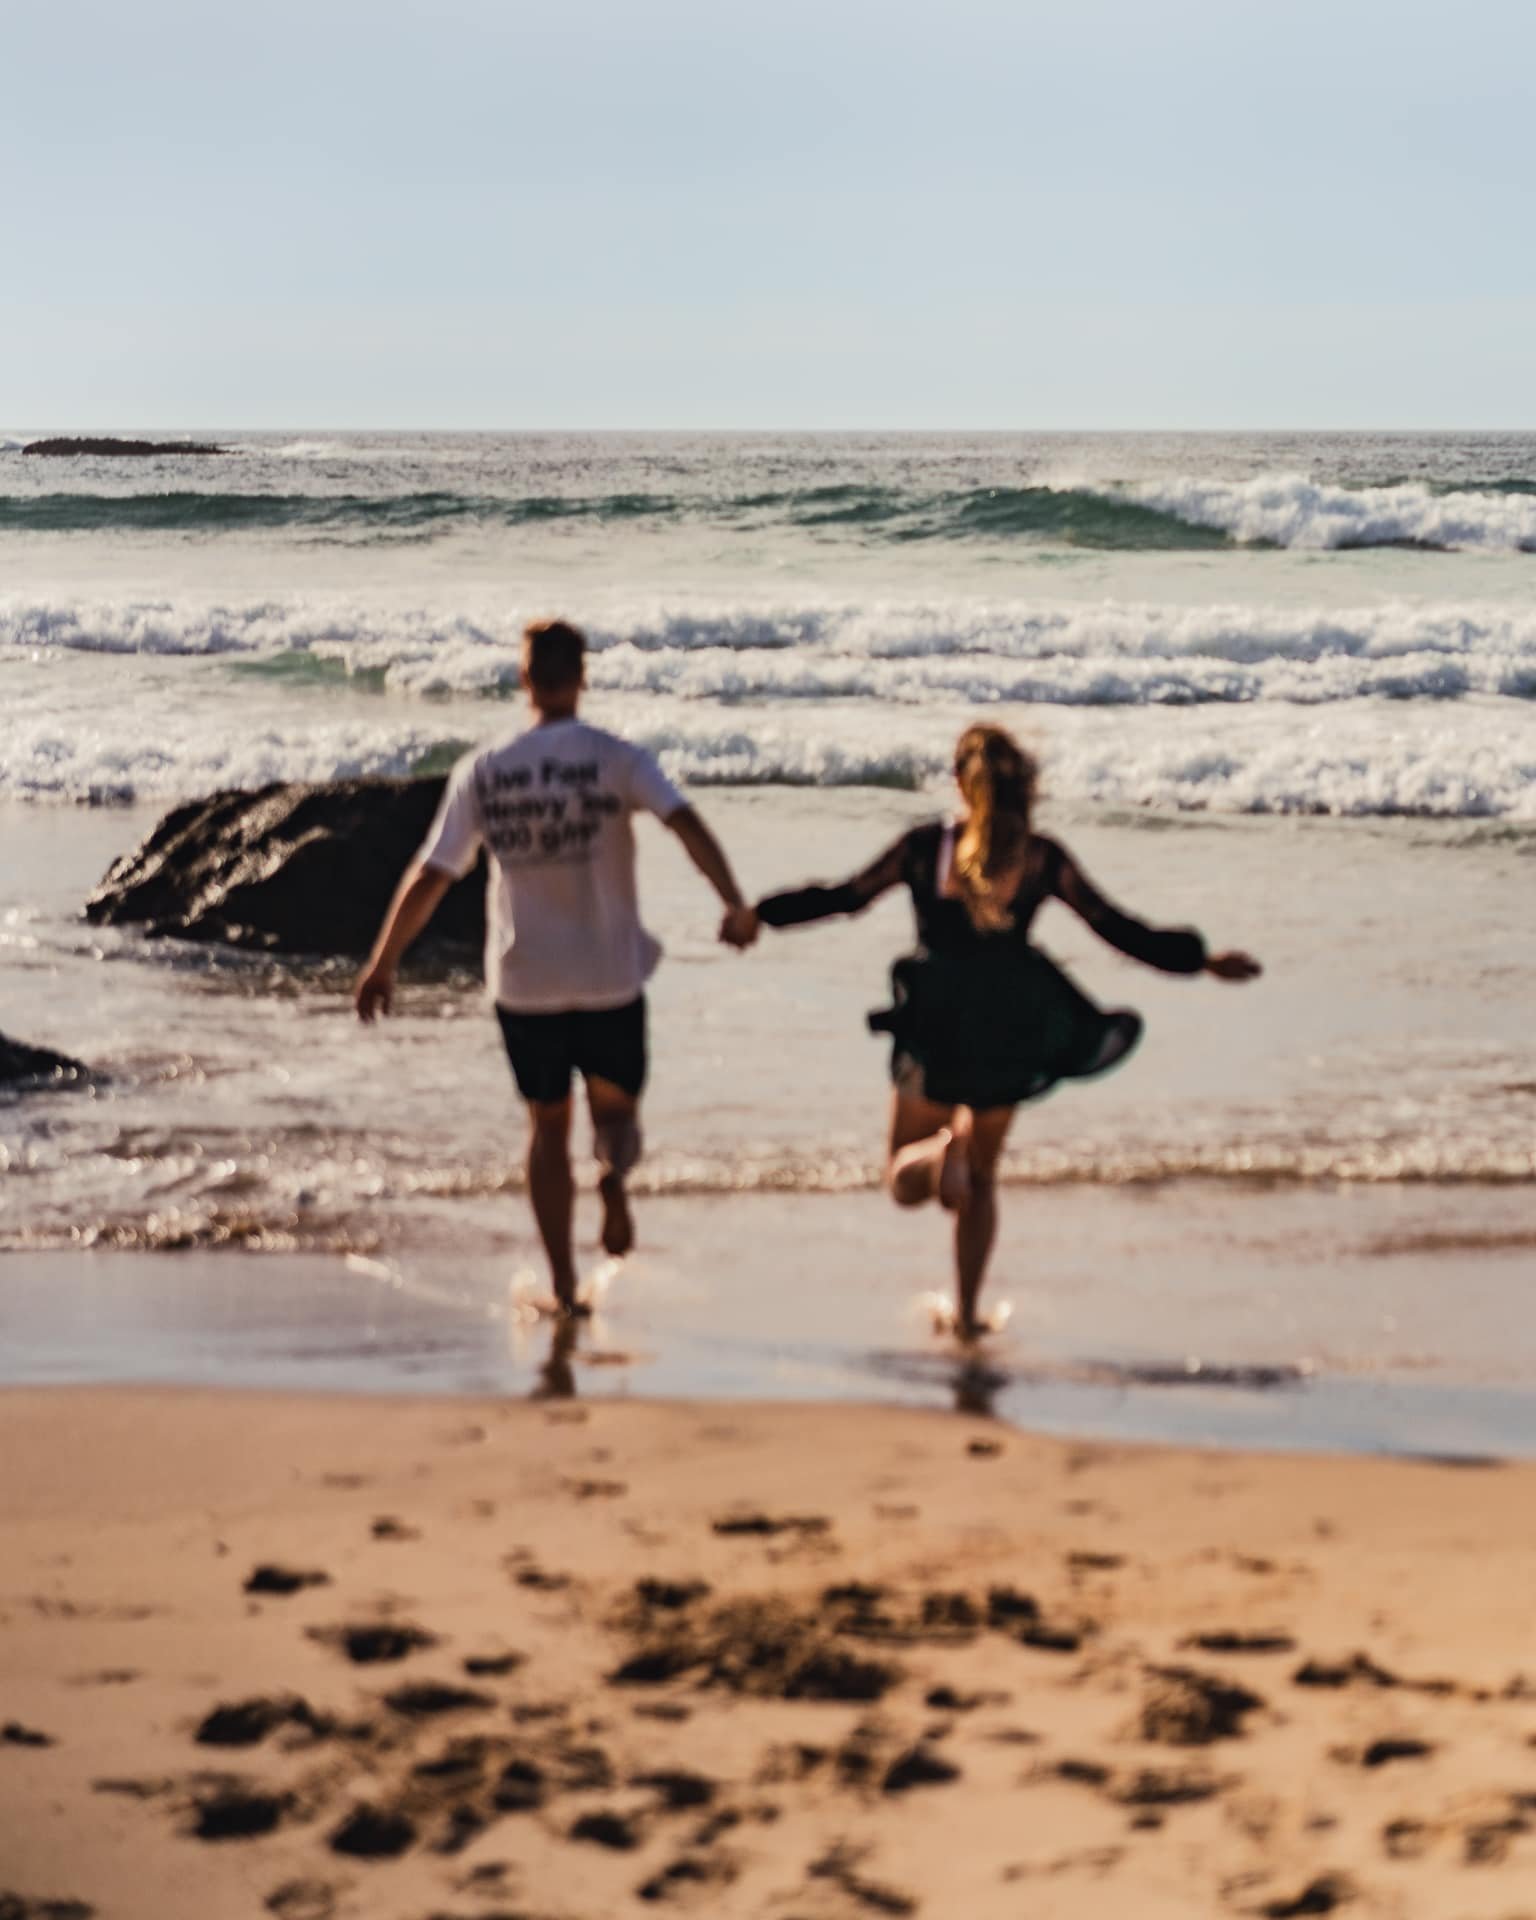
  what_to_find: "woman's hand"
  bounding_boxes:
[719,904,761,950]
[1206,950,1262,981]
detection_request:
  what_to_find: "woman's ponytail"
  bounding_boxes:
[951,725,1037,932]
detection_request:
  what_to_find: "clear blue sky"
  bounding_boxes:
[6,0,1534,428]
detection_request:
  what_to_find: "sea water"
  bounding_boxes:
[2,432,1533,1449]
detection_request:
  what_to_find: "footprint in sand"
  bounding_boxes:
[924,1686,1008,1712]
[512,1566,573,1592]
[307,1622,438,1664]
[189,1780,291,1842]
[882,1744,961,1794]
[631,1768,716,1810]
[570,1809,643,1850]
[806,1841,916,1917]
[328,1803,416,1858]
[243,1565,330,1597]
[370,1516,419,1542]
[194,1695,329,1748]
[1183,1631,1295,1655]
[2,1723,55,1749]
[1259,1873,1355,1917]
[711,1512,831,1538]
[636,1579,712,1611]
[1356,1738,1434,1769]
[381,1682,495,1719]
[264,1881,336,1920]
[1135,1667,1265,1745]
[462,1651,524,1677]
[636,1852,738,1902]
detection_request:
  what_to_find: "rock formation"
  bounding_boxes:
[0,1032,90,1090]
[22,437,227,457]
[87,778,485,959]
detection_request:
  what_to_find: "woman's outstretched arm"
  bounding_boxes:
[1047,837,1259,977]
[722,831,911,945]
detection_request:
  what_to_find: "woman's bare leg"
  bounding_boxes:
[886,1088,957,1208]
[953,1106,1016,1339]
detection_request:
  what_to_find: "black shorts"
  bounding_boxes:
[495,996,648,1106]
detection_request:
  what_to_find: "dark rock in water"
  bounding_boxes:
[0,1032,90,1090]
[22,436,227,457]
[86,778,485,959]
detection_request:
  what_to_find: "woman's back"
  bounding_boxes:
[807,819,1207,977]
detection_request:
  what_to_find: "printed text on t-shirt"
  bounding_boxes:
[476,759,623,864]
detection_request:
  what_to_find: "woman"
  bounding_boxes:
[722,725,1260,1339]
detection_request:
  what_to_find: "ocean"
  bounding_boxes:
[2,430,1533,1451]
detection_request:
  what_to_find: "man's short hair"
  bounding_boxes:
[522,619,586,691]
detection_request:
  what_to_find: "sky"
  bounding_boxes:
[6,0,1535,429]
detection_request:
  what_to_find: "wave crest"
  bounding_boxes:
[11,595,1536,706]
[5,472,1535,549]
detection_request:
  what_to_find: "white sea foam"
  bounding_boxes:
[5,672,1533,819]
[1114,473,1536,552]
[5,585,1535,816]
[0,691,448,805]
[8,595,1536,707]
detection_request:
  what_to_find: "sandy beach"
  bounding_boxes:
[4,1388,1535,1919]
[4,435,1535,1914]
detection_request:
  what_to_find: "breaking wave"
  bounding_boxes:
[1120,473,1536,552]
[4,698,1533,817]
[4,471,1536,549]
[4,592,1535,815]
[9,594,1536,705]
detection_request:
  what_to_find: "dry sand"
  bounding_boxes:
[2,1386,1535,1920]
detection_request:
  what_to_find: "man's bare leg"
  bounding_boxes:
[587,1075,641,1258]
[526,1097,582,1313]
[952,1105,1015,1340]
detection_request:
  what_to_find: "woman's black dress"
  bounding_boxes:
[756,821,1206,1110]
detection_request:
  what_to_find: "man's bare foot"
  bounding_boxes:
[598,1171,634,1258]
[938,1125,973,1213]
[533,1294,592,1321]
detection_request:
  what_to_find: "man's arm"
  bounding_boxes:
[665,805,746,916]
[354,861,454,1022]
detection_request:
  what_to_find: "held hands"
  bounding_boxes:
[354,961,395,1022]
[719,904,761,951]
[1206,950,1262,982]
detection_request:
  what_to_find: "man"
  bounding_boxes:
[355,618,749,1316]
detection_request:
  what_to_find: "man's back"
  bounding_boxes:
[421,716,686,1012]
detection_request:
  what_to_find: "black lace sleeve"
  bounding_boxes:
[1046,838,1207,974]
[756,830,913,929]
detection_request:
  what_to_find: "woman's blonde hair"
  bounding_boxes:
[951,724,1038,932]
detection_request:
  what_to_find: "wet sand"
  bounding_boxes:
[4,1388,1536,1919]
[6,1212,1536,1458]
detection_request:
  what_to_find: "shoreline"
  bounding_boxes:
[4,1386,1536,1918]
[5,1225,1536,1462]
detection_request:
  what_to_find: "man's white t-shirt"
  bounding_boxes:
[417,718,687,1012]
